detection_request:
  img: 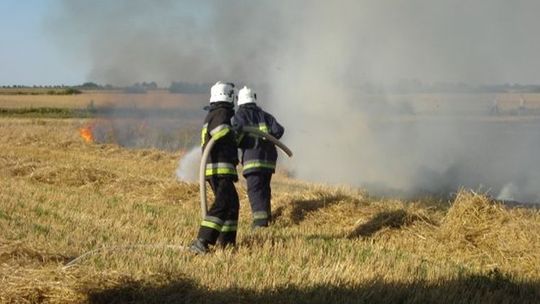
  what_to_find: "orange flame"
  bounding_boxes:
[79,125,94,143]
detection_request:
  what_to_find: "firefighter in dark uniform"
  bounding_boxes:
[190,81,239,254]
[233,86,285,228]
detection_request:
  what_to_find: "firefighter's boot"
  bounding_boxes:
[189,238,210,255]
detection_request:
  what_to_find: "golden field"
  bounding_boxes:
[0,90,205,110]
[2,90,540,112]
[0,93,539,303]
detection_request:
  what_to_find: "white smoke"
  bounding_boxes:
[497,183,519,201]
[266,1,540,203]
[176,146,201,182]
[49,0,540,203]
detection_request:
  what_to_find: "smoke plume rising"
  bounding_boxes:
[49,0,540,202]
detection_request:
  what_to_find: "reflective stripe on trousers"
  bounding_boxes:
[221,220,238,232]
[201,215,224,231]
[253,211,269,220]
[205,162,237,176]
[243,160,276,171]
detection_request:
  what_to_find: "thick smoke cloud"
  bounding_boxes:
[47,0,540,84]
[47,0,287,85]
[49,0,540,202]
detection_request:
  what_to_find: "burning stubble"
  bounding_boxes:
[50,0,540,203]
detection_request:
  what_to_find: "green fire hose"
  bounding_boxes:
[199,126,293,218]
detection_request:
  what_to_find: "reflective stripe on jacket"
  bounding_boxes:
[201,102,238,179]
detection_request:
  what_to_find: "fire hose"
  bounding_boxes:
[63,128,292,268]
[199,126,293,218]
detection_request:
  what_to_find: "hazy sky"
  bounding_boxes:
[0,0,86,85]
[1,0,540,86]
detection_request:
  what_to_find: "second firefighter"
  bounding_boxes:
[233,86,285,228]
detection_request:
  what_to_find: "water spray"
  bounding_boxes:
[199,126,293,217]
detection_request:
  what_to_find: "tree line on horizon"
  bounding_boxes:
[3,81,540,94]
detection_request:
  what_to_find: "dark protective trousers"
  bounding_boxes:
[246,172,273,227]
[197,176,239,245]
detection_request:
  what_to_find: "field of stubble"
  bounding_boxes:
[0,92,539,303]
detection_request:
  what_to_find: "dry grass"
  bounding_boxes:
[1,117,539,303]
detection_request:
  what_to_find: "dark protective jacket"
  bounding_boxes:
[201,102,238,180]
[232,103,285,176]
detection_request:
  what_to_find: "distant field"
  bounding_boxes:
[2,91,540,119]
[0,90,208,151]
[382,93,540,115]
[0,107,90,118]
[0,90,207,109]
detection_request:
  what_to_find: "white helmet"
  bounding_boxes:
[237,86,257,106]
[210,81,235,103]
